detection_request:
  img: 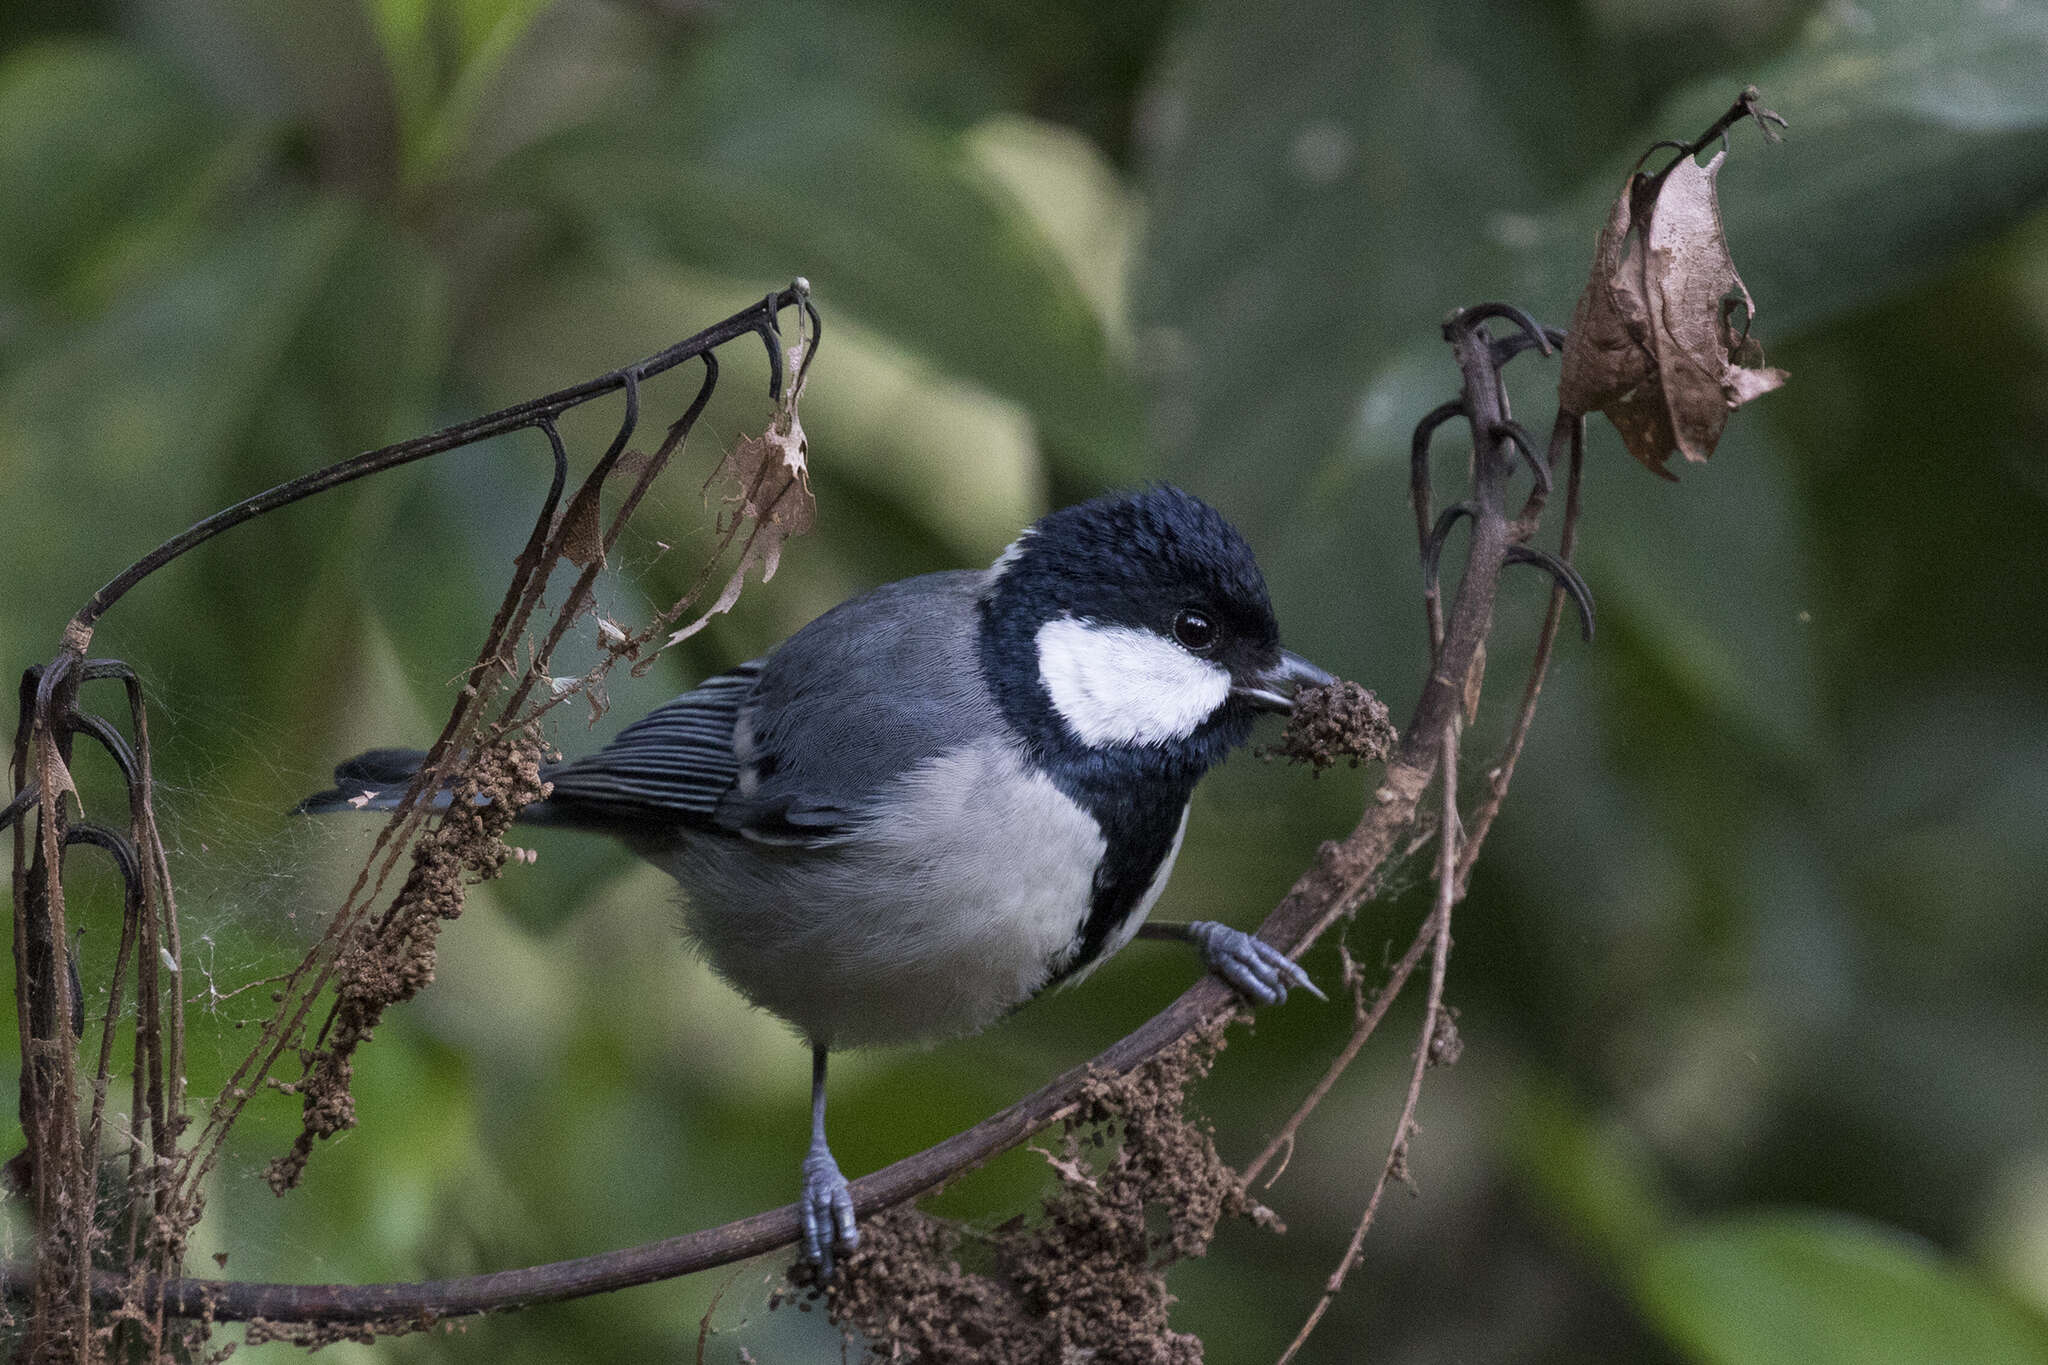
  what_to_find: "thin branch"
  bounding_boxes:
[1243,908,1436,1188]
[1275,719,1461,1365]
[174,293,802,1208]
[1410,399,1467,655]
[71,288,816,633]
[1459,412,1585,889]
[6,286,820,1349]
[2,301,1562,1331]
[1636,85,1788,184]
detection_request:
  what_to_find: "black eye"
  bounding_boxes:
[1172,607,1218,652]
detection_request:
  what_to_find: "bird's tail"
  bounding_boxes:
[295,748,448,815]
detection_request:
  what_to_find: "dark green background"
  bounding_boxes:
[5,1,2048,1360]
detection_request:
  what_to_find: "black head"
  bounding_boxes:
[978,486,1328,779]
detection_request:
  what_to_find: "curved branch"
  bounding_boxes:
[8,803,1436,1325]
[0,546,1494,1323]
[72,283,814,633]
[0,300,1555,1329]
[1502,545,1594,642]
[1458,412,1587,888]
[0,781,35,834]
[1278,717,1461,1365]
[1409,398,1467,652]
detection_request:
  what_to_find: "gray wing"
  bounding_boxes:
[537,570,1002,848]
[536,661,764,826]
[718,569,1005,842]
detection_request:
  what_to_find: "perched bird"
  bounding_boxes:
[301,485,1332,1273]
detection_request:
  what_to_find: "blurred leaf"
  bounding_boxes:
[142,0,398,191]
[503,3,1141,477]
[1508,1082,1673,1266]
[1143,0,2048,526]
[363,0,432,135]
[1,194,356,532]
[0,193,453,794]
[1636,1211,2048,1365]
[673,0,1014,132]
[1580,412,1824,769]
[1136,0,1578,529]
[969,115,1136,339]
[1518,0,2048,339]
[0,39,224,320]
[366,0,552,184]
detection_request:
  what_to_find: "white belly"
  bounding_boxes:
[652,740,1117,1048]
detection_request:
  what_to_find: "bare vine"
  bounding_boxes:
[2,84,1785,1364]
[3,284,820,1362]
[1,296,1560,1342]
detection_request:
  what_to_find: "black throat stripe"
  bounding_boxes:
[1043,767,1195,988]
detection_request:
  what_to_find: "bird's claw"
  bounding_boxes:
[1186,921,1325,1007]
[800,1146,858,1276]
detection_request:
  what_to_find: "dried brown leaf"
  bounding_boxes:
[37,731,79,816]
[1557,190,1654,417]
[554,483,606,569]
[658,337,817,651]
[1558,150,1787,478]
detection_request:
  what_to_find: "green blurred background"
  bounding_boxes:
[6,0,2048,1360]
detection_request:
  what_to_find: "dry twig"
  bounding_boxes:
[1276,718,1460,1365]
[0,295,1558,1333]
[6,88,1783,1348]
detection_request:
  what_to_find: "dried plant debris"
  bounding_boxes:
[552,480,607,569]
[243,1312,463,1351]
[265,732,548,1194]
[1558,145,1787,478]
[807,1029,1277,1364]
[1426,1004,1463,1068]
[656,334,817,655]
[1262,680,1395,772]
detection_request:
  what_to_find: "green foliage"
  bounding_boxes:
[3,1,2047,1361]
[1639,1213,2048,1365]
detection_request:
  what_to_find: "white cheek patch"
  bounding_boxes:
[1035,616,1232,748]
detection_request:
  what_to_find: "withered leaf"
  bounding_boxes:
[553,482,606,568]
[653,336,817,655]
[553,452,660,570]
[38,730,80,816]
[1557,149,1787,479]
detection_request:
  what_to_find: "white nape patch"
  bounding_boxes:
[1036,616,1232,748]
[989,531,1033,580]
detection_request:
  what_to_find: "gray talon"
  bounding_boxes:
[1231,955,1285,1006]
[1274,953,1324,1002]
[801,1147,858,1276]
[1187,921,1325,1006]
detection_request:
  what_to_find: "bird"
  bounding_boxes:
[299,484,1334,1274]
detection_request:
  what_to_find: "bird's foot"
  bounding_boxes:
[1186,921,1325,1007]
[800,1144,858,1276]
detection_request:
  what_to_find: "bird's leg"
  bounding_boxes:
[799,1044,858,1275]
[1137,921,1326,1007]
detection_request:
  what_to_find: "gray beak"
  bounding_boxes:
[1234,649,1336,714]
